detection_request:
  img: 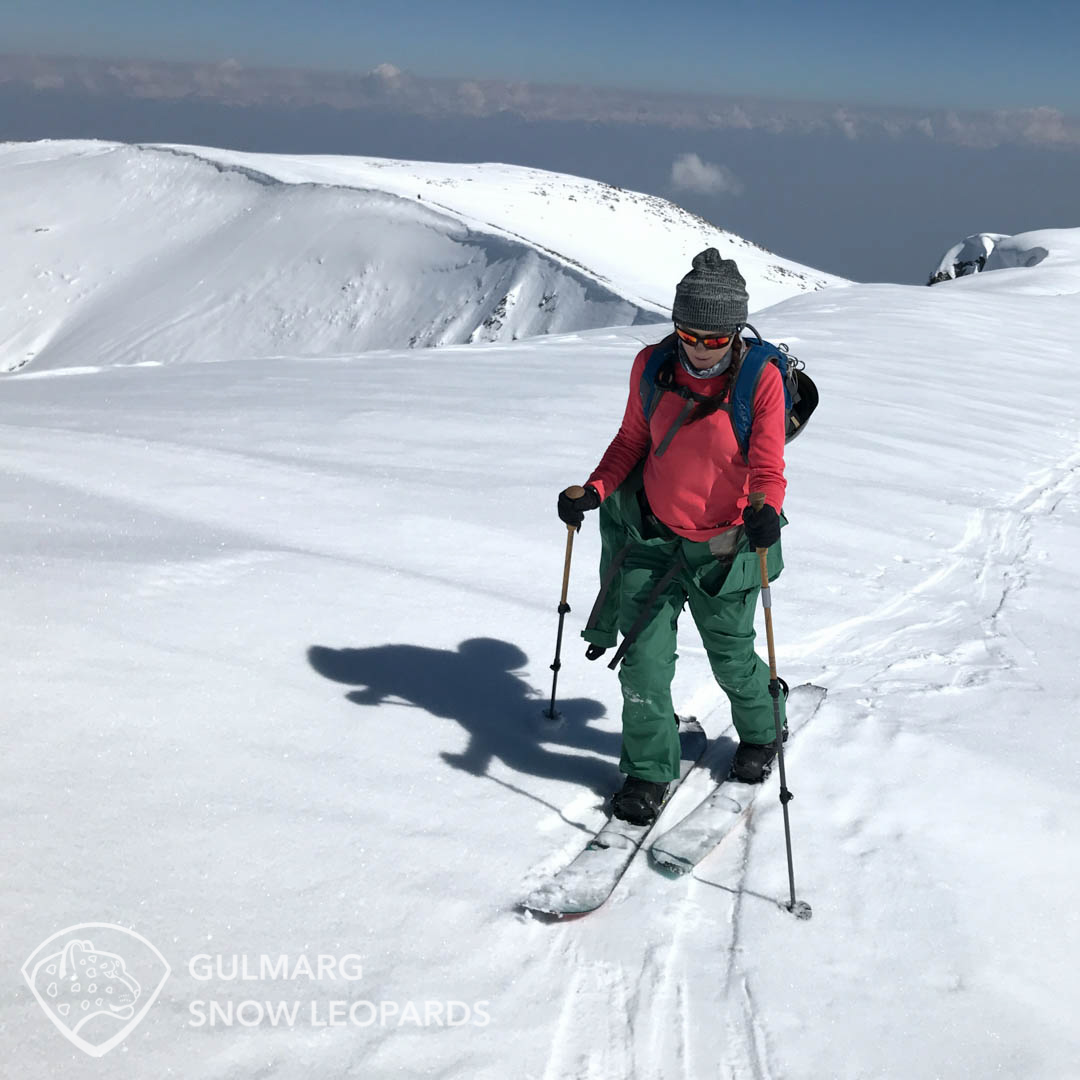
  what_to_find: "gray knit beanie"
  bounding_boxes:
[671,248,748,333]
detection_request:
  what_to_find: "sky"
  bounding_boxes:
[4,0,1080,283]
[5,84,1079,284]
[4,0,1080,112]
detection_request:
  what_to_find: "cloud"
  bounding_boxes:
[2,53,1079,151]
[457,80,487,114]
[705,104,753,129]
[998,106,1071,145]
[833,108,858,140]
[670,153,744,196]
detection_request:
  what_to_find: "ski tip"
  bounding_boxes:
[519,886,601,919]
[520,885,562,916]
[519,900,595,920]
[520,898,559,918]
[518,901,567,922]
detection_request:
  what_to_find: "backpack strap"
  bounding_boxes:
[653,398,697,458]
[639,338,675,421]
[730,341,792,462]
[583,540,632,635]
[606,550,687,670]
[638,337,717,459]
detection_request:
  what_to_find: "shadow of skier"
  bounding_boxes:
[308,638,620,795]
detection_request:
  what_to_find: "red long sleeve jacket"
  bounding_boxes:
[587,343,787,542]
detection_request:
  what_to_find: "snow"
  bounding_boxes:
[3,142,1080,1078]
[0,141,842,375]
[150,143,841,312]
[930,227,1072,282]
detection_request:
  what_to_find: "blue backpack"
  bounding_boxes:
[638,324,818,461]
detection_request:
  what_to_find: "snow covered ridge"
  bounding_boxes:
[927,227,1080,285]
[1,141,841,374]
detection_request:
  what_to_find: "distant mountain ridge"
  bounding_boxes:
[1,140,842,374]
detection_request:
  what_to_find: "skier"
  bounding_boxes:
[558,248,788,826]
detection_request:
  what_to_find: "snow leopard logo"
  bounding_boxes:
[22,924,171,1057]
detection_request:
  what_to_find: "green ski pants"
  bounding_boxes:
[583,474,786,783]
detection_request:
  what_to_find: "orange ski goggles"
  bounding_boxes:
[674,325,736,350]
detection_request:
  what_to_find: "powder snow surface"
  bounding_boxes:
[2,144,1080,1079]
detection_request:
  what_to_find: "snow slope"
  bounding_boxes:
[151,143,840,312]
[929,227,1080,282]
[3,178,1080,1078]
[0,141,841,375]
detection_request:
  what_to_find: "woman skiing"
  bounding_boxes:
[558,248,788,826]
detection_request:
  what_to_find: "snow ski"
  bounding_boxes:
[648,683,827,876]
[521,717,708,916]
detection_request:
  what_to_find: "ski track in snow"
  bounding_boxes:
[540,952,636,1080]
[710,441,1080,1079]
[539,931,695,1080]
[805,440,1080,703]
[533,439,1080,1080]
[720,843,772,1080]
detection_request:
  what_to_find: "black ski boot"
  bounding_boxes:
[730,740,780,783]
[731,679,790,783]
[611,776,669,826]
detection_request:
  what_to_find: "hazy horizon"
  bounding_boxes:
[5,0,1080,111]
[4,77,1079,285]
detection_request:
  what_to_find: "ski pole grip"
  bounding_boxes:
[559,501,579,606]
[564,486,587,535]
[748,490,771,584]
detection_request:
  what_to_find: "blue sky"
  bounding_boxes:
[4,0,1079,112]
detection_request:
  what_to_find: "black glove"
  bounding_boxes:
[742,502,781,548]
[585,644,608,661]
[558,484,601,529]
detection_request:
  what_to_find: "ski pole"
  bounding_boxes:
[545,486,584,720]
[749,492,812,921]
